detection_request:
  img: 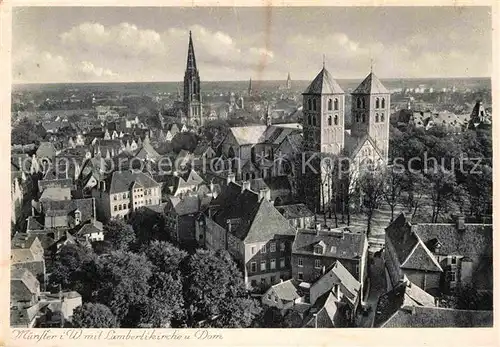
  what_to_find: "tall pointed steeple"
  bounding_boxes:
[186,30,197,71]
[183,30,203,127]
[286,72,291,89]
[248,77,253,95]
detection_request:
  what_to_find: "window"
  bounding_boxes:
[270,276,276,284]
[334,115,338,125]
[298,272,303,281]
[113,195,117,201]
[362,114,366,123]
[280,258,285,268]
[376,98,380,109]
[328,99,333,111]
[361,98,366,109]
[356,264,360,275]
[270,242,276,252]
[328,116,332,126]
[448,271,456,282]
[315,259,321,269]
[313,99,317,111]
[375,113,379,122]
[250,262,257,273]
[334,98,339,110]
[308,99,312,110]
[356,114,360,122]
[312,116,316,126]
[313,246,323,255]
[273,294,278,303]
[280,242,286,252]
[261,278,266,285]
[270,259,276,270]
[261,260,266,271]
[123,204,127,210]
[381,114,385,122]
[381,98,386,109]
[451,256,457,265]
[298,257,303,267]
[357,98,362,109]
[307,114,312,125]
[261,244,267,253]
[122,193,126,199]
[267,294,271,300]
[251,246,256,255]
[114,205,117,212]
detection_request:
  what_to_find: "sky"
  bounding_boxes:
[12,6,492,83]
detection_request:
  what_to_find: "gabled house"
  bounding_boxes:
[38,198,96,230]
[384,213,492,296]
[291,225,368,299]
[200,181,297,290]
[276,203,315,230]
[11,235,46,283]
[91,170,161,222]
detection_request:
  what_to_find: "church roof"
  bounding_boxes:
[352,72,389,94]
[303,68,344,95]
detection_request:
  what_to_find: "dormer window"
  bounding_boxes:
[313,245,323,255]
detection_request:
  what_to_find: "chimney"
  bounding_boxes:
[242,181,251,192]
[227,173,236,185]
[454,214,465,231]
[227,219,232,233]
[259,188,269,201]
[315,223,321,234]
[280,278,283,283]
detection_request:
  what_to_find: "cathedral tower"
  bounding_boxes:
[350,71,390,159]
[301,67,345,155]
[183,31,203,127]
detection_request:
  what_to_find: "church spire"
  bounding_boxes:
[186,30,197,71]
[248,77,253,95]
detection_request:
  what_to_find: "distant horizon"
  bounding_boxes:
[12,76,492,86]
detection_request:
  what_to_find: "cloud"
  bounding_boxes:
[13,44,119,83]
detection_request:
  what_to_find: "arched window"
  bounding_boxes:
[381,98,386,109]
[334,98,339,110]
[328,116,332,126]
[308,99,312,110]
[308,114,312,125]
[313,99,317,111]
[328,99,333,111]
[361,98,366,109]
[375,113,379,122]
[334,114,339,125]
[356,114,360,122]
[375,98,380,109]
[362,114,366,123]
[312,116,316,126]
[193,81,197,94]
[252,172,256,179]
[357,98,362,109]
[381,113,385,122]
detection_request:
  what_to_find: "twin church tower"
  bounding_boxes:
[301,65,390,160]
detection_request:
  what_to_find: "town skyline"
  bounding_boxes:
[13,7,492,84]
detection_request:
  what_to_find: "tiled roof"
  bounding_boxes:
[276,203,314,219]
[270,279,301,302]
[77,220,103,236]
[292,227,366,260]
[10,304,40,327]
[36,142,57,158]
[228,126,268,146]
[40,187,72,201]
[381,306,493,328]
[26,217,44,232]
[303,68,344,95]
[108,170,160,194]
[352,72,389,94]
[43,198,95,222]
[38,178,74,192]
[303,291,345,328]
[11,267,40,295]
[249,178,270,192]
[374,280,436,327]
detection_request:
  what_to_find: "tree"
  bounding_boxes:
[182,249,261,327]
[11,118,43,145]
[382,165,405,222]
[140,272,185,328]
[95,250,152,325]
[104,220,136,251]
[72,303,118,328]
[426,166,459,223]
[358,169,385,235]
[47,244,95,290]
[129,209,168,246]
[401,171,430,221]
[141,240,188,274]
